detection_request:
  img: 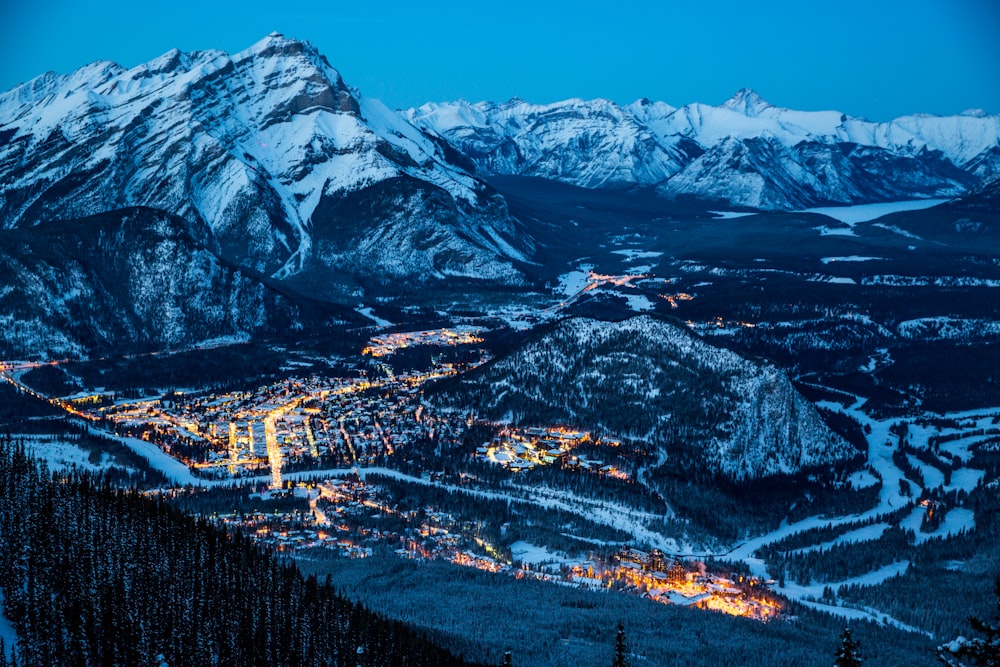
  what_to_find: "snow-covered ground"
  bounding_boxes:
[611,249,663,260]
[511,541,569,566]
[900,507,976,544]
[720,395,993,632]
[776,561,928,635]
[556,267,593,297]
[787,523,890,556]
[797,598,929,636]
[847,469,879,489]
[816,225,858,237]
[0,591,17,660]
[624,294,655,312]
[907,454,946,489]
[21,436,121,473]
[357,306,393,327]
[821,256,884,264]
[779,560,910,600]
[81,424,211,487]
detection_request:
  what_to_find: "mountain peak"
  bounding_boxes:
[245,31,315,59]
[144,47,185,75]
[722,88,771,116]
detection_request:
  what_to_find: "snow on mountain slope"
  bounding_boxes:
[431,316,855,481]
[408,90,999,209]
[0,33,531,287]
[406,97,700,188]
[0,207,314,359]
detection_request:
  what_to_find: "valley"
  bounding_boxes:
[4,183,999,664]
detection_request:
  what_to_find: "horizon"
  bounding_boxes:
[2,0,999,122]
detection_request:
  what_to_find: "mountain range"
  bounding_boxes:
[407,92,1000,209]
[2,34,1000,359]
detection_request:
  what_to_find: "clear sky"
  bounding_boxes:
[2,0,998,121]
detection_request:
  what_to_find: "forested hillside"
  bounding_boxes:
[0,436,479,666]
[432,316,856,482]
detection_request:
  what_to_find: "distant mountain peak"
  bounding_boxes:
[722,88,771,115]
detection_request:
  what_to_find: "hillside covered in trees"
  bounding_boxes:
[431,315,856,482]
[0,435,480,666]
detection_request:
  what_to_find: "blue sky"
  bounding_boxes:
[2,0,997,120]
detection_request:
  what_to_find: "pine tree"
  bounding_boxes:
[612,622,630,667]
[502,650,512,667]
[939,576,1000,667]
[835,627,862,667]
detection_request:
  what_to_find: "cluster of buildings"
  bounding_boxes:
[476,427,629,479]
[362,326,485,357]
[610,548,780,620]
[659,292,695,309]
[207,475,778,621]
[9,332,781,623]
[99,364,476,486]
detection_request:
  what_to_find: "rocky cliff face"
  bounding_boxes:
[407,91,1000,209]
[0,33,533,290]
[430,315,855,482]
[0,207,316,359]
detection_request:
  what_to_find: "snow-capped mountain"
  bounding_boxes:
[0,33,532,289]
[431,315,856,482]
[0,207,321,359]
[407,91,1000,209]
[406,98,702,189]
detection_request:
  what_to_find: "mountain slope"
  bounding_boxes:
[407,91,999,209]
[0,207,326,359]
[0,33,532,289]
[431,316,855,482]
[406,98,700,188]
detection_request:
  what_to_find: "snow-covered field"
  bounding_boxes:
[511,541,569,566]
[21,435,122,473]
[611,249,663,260]
[821,256,884,264]
[357,306,393,327]
[624,294,655,312]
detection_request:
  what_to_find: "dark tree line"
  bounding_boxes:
[938,576,1000,667]
[0,435,482,666]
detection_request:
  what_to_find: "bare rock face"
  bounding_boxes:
[0,33,533,291]
[0,207,320,359]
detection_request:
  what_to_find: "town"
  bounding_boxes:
[87,348,483,487]
[0,325,781,624]
[195,474,781,621]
